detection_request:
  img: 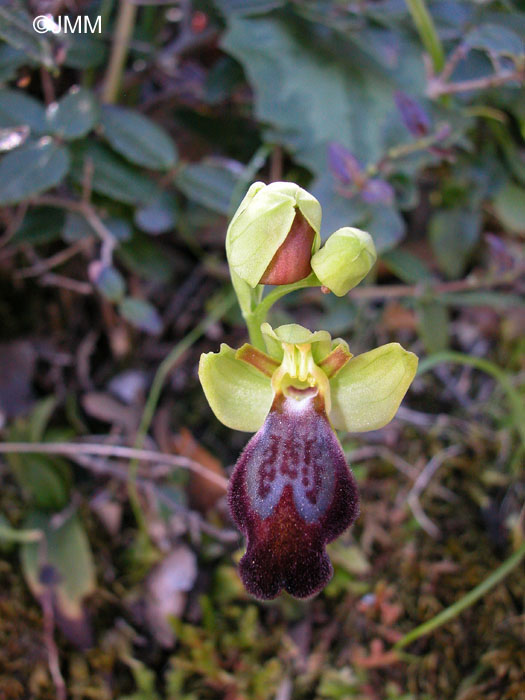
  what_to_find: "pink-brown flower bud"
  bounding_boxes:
[259,210,316,285]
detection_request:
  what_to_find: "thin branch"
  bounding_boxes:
[350,266,524,301]
[407,446,462,538]
[127,290,236,538]
[15,240,88,279]
[73,453,237,543]
[0,202,27,248]
[428,68,524,98]
[41,589,67,700]
[30,195,117,266]
[0,442,229,490]
[39,273,92,295]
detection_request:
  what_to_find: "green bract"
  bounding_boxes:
[198,323,417,433]
[226,181,322,288]
[311,227,377,296]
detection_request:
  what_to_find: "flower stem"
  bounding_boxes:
[417,350,525,449]
[394,541,525,650]
[244,274,319,349]
[405,0,445,72]
[127,289,235,541]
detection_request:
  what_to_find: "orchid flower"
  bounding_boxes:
[199,180,417,599]
[199,323,417,599]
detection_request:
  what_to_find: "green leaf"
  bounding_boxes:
[0,89,47,135]
[429,207,481,278]
[92,264,126,302]
[440,291,525,309]
[119,662,162,700]
[492,182,525,233]
[0,6,54,69]
[5,398,71,510]
[221,14,424,172]
[119,297,163,335]
[28,395,57,442]
[417,300,450,354]
[13,206,65,244]
[381,248,434,284]
[118,232,175,282]
[20,511,96,645]
[175,159,243,215]
[199,343,274,432]
[365,203,405,253]
[46,87,100,140]
[106,217,132,241]
[101,105,177,171]
[7,452,70,510]
[71,142,160,205]
[466,23,524,58]
[0,138,70,205]
[0,45,26,83]
[64,35,107,69]
[330,342,418,432]
[0,514,43,545]
[213,0,285,18]
[62,211,95,242]
[134,193,178,235]
[311,172,369,241]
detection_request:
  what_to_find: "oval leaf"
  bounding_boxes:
[46,86,100,140]
[91,264,126,302]
[119,297,163,334]
[70,142,160,205]
[0,88,47,134]
[20,511,96,647]
[0,138,69,205]
[101,105,177,171]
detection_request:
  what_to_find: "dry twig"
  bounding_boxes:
[407,445,463,538]
[0,441,229,490]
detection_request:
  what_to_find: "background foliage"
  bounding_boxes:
[0,1,524,699]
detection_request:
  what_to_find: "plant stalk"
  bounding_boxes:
[405,0,445,72]
[394,541,525,650]
[101,0,137,103]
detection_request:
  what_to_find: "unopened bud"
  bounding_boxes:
[311,227,376,296]
[259,209,316,285]
[226,181,321,288]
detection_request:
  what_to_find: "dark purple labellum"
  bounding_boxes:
[228,391,359,600]
[394,91,431,137]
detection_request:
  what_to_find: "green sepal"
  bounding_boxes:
[311,227,376,296]
[226,182,322,288]
[329,343,418,432]
[199,343,273,432]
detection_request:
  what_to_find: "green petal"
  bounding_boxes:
[261,322,332,360]
[199,344,273,432]
[329,343,418,432]
[311,227,376,297]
